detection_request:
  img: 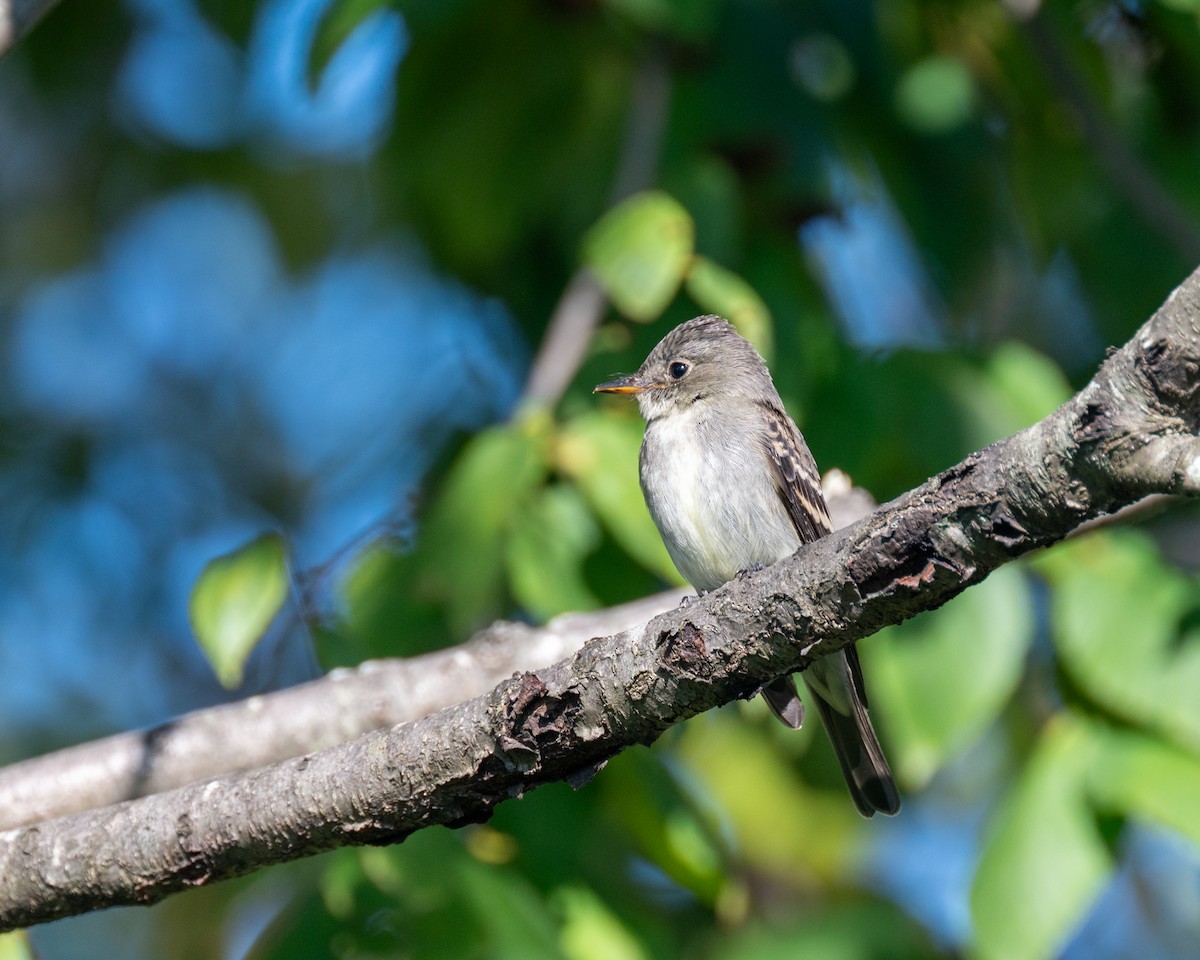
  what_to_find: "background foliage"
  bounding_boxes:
[2,0,1200,957]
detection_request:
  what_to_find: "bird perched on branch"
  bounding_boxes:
[595,315,899,817]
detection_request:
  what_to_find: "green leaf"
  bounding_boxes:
[583,191,694,321]
[556,411,684,584]
[505,484,601,619]
[599,749,731,902]
[983,341,1072,429]
[941,344,1072,453]
[0,932,35,960]
[971,717,1112,960]
[189,533,290,689]
[1088,726,1200,847]
[599,0,721,37]
[684,255,774,362]
[456,856,561,960]
[671,714,862,884]
[420,418,550,635]
[557,885,649,960]
[868,564,1034,787]
[708,901,937,960]
[895,56,976,134]
[1042,531,1200,753]
[599,0,675,31]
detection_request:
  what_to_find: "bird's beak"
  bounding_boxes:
[594,374,657,395]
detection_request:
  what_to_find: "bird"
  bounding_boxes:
[594,315,899,817]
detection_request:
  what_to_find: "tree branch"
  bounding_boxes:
[520,44,671,408]
[2,265,1199,930]
[0,474,871,832]
[0,591,687,831]
[1023,13,1200,263]
[0,0,60,59]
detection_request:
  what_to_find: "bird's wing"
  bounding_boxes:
[757,401,833,545]
[758,401,896,814]
[757,401,871,710]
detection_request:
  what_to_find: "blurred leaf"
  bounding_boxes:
[557,411,684,585]
[318,849,364,919]
[557,885,649,960]
[0,932,35,960]
[685,256,774,362]
[971,716,1112,960]
[709,900,938,960]
[583,191,694,321]
[670,155,742,266]
[457,856,562,960]
[943,343,1073,454]
[983,341,1073,429]
[1088,725,1200,847]
[465,825,520,865]
[1041,531,1200,753]
[189,533,289,689]
[600,748,731,903]
[600,0,721,36]
[802,349,988,496]
[506,483,602,619]
[791,33,857,103]
[333,540,449,663]
[672,714,862,884]
[309,0,398,87]
[252,832,568,960]
[420,417,550,635]
[600,0,674,31]
[895,56,976,133]
[869,564,1034,787]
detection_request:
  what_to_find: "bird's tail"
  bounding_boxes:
[800,645,900,818]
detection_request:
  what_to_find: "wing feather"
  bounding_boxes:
[757,402,832,545]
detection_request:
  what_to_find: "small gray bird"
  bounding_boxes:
[595,315,899,817]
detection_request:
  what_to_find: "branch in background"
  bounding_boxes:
[521,45,671,407]
[0,0,61,59]
[0,590,688,831]
[1023,12,1200,263]
[0,473,874,832]
[2,264,1199,931]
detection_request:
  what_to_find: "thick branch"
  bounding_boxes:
[0,591,687,831]
[0,474,872,831]
[2,265,1199,930]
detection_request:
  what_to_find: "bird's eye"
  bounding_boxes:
[669,361,689,380]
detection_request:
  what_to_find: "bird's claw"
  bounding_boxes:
[735,563,767,580]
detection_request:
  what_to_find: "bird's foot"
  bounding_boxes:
[735,563,767,581]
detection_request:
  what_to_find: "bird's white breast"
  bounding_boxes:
[639,403,800,593]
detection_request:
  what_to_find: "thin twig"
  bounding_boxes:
[1023,13,1200,262]
[520,44,672,408]
[0,0,62,59]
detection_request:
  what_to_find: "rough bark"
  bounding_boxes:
[0,591,686,831]
[0,473,871,831]
[0,267,1199,930]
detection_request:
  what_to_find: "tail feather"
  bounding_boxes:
[761,676,805,729]
[806,680,900,817]
[801,646,900,818]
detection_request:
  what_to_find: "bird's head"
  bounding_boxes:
[594,315,774,420]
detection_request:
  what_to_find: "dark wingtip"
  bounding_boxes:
[760,676,805,729]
